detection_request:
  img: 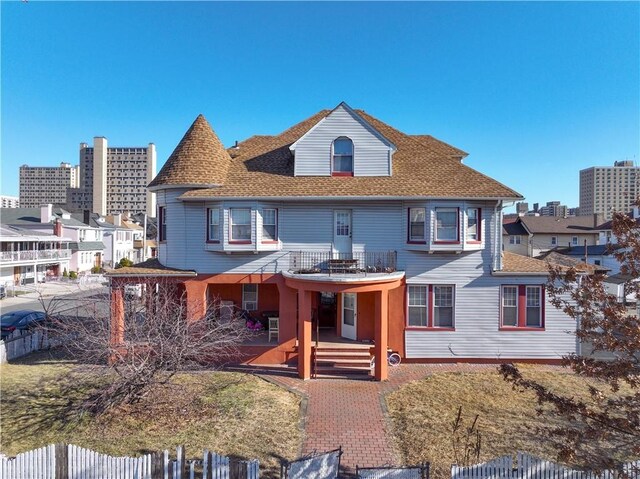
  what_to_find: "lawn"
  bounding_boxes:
[386,366,612,479]
[0,350,302,478]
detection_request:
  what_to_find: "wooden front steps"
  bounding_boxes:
[312,342,373,379]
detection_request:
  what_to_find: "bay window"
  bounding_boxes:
[230,208,251,242]
[207,208,220,242]
[466,208,480,242]
[435,208,458,242]
[262,209,277,242]
[409,208,426,242]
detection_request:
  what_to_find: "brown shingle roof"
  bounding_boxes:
[151,106,523,200]
[501,251,596,274]
[106,258,196,277]
[411,134,468,159]
[148,114,232,188]
[501,252,551,274]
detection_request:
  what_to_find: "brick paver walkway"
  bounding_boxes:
[252,363,502,475]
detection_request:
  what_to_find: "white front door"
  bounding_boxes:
[333,210,352,257]
[341,292,357,340]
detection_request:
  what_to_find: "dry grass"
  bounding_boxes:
[386,366,602,479]
[0,350,301,478]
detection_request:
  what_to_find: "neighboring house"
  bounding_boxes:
[83,213,136,268]
[595,206,640,244]
[0,224,72,285]
[108,102,581,381]
[541,244,622,275]
[502,215,601,257]
[0,205,104,275]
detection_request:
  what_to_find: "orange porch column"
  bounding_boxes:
[184,281,208,323]
[276,282,298,344]
[298,289,312,380]
[374,288,389,381]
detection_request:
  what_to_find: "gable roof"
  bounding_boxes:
[500,251,596,275]
[517,215,597,235]
[148,114,232,189]
[156,106,522,201]
[289,102,396,151]
[535,250,599,273]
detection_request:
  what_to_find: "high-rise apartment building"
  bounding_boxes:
[19,162,80,208]
[0,195,20,208]
[538,201,570,217]
[67,137,156,217]
[579,161,639,219]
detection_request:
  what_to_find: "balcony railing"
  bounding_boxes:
[0,249,72,263]
[289,251,397,276]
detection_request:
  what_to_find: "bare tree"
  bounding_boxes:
[500,208,640,471]
[43,278,252,414]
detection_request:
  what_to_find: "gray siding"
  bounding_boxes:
[293,104,393,177]
[156,193,576,359]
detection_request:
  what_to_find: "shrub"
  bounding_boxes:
[69,271,78,280]
[117,258,134,268]
[62,268,68,278]
[91,266,102,274]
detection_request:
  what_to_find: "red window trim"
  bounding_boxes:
[500,284,545,330]
[407,207,427,244]
[406,284,456,330]
[206,207,220,244]
[466,207,482,243]
[331,171,354,177]
[261,208,278,244]
[434,207,460,243]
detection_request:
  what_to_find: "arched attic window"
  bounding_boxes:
[332,137,354,176]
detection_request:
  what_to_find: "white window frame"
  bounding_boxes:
[525,286,542,327]
[407,285,428,327]
[432,285,455,328]
[262,209,277,242]
[551,236,558,246]
[572,236,579,246]
[501,285,519,327]
[409,208,426,242]
[242,284,258,311]
[466,208,480,242]
[332,137,354,174]
[230,208,252,242]
[509,235,521,245]
[435,208,459,242]
[207,208,220,242]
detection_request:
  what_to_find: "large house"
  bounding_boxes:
[108,103,580,381]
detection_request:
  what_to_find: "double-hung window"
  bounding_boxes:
[242,284,258,311]
[572,236,579,246]
[509,235,521,245]
[409,208,426,242]
[407,285,455,329]
[433,286,454,327]
[501,285,544,329]
[466,208,480,242]
[435,208,458,242]
[207,208,220,242]
[158,206,167,242]
[230,208,251,242]
[408,285,428,326]
[332,137,354,175]
[262,209,277,242]
[551,236,558,246]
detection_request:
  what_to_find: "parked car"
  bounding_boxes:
[0,310,47,340]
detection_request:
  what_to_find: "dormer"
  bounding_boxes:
[290,102,396,177]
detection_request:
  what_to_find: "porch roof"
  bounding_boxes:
[105,258,197,278]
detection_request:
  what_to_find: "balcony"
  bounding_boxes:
[0,249,72,264]
[288,251,397,276]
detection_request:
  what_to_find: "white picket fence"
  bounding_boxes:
[0,444,260,479]
[280,448,342,479]
[452,453,640,479]
[0,330,50,364]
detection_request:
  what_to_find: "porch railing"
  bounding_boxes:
[288,251,397,276]
[0,249,72,263]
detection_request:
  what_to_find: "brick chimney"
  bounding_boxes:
[53,218,63,237]
[593,213,605,228]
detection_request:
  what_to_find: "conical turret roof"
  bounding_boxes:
[148,114,232,188]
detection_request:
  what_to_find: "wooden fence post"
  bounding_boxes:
[54,443,68,479]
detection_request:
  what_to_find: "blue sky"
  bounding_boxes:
[2,1,639,211]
